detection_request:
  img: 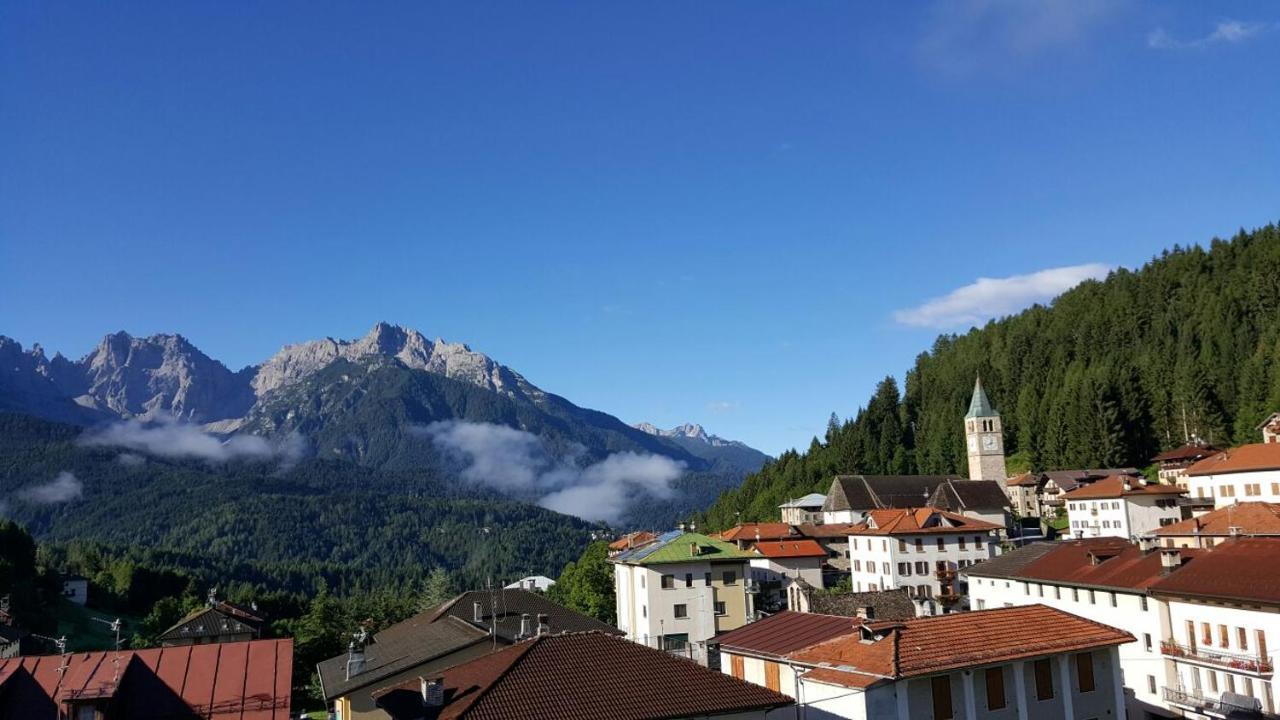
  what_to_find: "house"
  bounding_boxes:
[158,599,265,646]
[1005,473,1043,518]
[61,574,88,606]
[713,610,860,698]
[503,575,555,592]
[318,589,619,720]
[1146,501,1280,549]
[610,530,756,664]
[1259,412,1280,443]
[788,586,918,620]
[715,522,799,550]
[746,539,826,612]
[1149,538,1280,717]
[608,531,657,556]
[843,507,1001,612]
[793,522,860,582]
[964,538,1201,717]
[371,632,793,720]
[722,605,1131,720]
[820,475,1010,527]
[1153,442,1222,489]
[0,624,30,659]
[779,493,827,524]
[0,638,292,719]
[1063,475,1185,540]
[1185,443,1280,508]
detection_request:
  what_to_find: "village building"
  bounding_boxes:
[1063,475,1185,540]
[793,522,860,583]
[1259,412,1280,444]
[745,539,826,612]
[820,475,1010,528]
[371,631,793,720]
[61,574,88,606]
[158,598,266,647]
[1153,442,1222,489]
[718,605,1131,720]
[778,493,826,525]
[843,507,1001,612]
[787,586,918,620]
[715,522,799,550]
[1185,443,1280,509]
[964,537,1200,718]
[0,638,293,719]
[1149,538,1280,718]
[608,531,657,556]
[503,575,555,592]
[1146,501,1280,550]
[1006,468,1141,518]
[318,589,618,720]
[611,530,756,664]
[1005,473,1043,518]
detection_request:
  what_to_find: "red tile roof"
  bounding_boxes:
[1062,475,1185,500]
[371,632,792,720]
[795,522,860,538]
[1153,443,1222,463]
[791,605,1131,683]
[966,538,1202,591]
[1006,473,1041,487]
[712,611,858,658]
[717,523,798,542]
[847,508,1002,536]
[1186,444,1280,476]
[0,639,291,719]
[1153,502,1280,537]
[750,539,827,559]
[608,531,657,551]
[1150,537,1280,605]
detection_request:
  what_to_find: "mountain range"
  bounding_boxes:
[0,323,768,528]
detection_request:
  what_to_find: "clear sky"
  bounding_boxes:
[2,1,1278,455]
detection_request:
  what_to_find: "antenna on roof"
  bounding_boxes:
[207,587,218,608]
[91,617,124,651]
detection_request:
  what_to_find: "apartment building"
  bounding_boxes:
[1145,501,1280,549]
[845,507,1001,612]
[747,538,826,612]
[1153,442,1221,489]
[779,493,827,524]
[1064,475,1185,540]
[1185,444,1280,508]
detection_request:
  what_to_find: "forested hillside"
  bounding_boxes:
[700,224,1280,528]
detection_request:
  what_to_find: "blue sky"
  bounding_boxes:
[2,1,1278,455]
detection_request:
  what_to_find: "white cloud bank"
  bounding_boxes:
[893,263,1112,329]
[1148,20,1275,50]
[18,471,84,504]
[414,421,685,524]
[79,417,306,465]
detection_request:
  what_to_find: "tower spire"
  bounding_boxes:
[966,375,997,419]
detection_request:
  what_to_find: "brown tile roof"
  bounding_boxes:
[712,611,857,658]
[965,538,1202,591]
[795,522,860,538]
[1153,502,1280,537]
[1153,443,1222,463]
[1006,473,1041,487]
[1062,475,1185,500]
[608,531,656,551]
[158,605,260,642]
[1041,468,1140,493]
[717,523,798,542]
[846,508,1002,536]
[791,605,1131,681]
[750,539,827,558]
[1187,444,1280,476]
[372,633,793,720]
[1150,537,1280,605]
[805,589,917,621]
[0,639,292,719]
[824,475,1008,513]
[801,666,885,689]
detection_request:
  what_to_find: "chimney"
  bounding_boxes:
[536,613,549,636]
[345,642,366,681]
[1122,478,1132,493]
[419,676,444,707]
[690,542,700,557]
[519,613,533,638]
[690,521,697,533]
[1229,526,1244,537]
[1160,548,1182,574]
[473,602,484,623]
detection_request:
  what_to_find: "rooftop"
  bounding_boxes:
[779,493,827,508]
[716,523,798,543]
[610,531,756,566]
[0,638,292,720]
[158,604,260,642]
[847,507,1003,536]
[965,377,997,419]
[791,605,1131,686]
[1150,537,1280,605]
[750,539,826,559]
[371,632,792,720]
[823,475,1008,514]
[1153,502,1280,537]
[804,588,916,621]
[1187,443,1280,476]
[1062,475,1185,500]
[712,610,857,658]
[1153,443,1222,463]
[795,522,861,539]
[965,538,1202,591]
[607,531,657,552]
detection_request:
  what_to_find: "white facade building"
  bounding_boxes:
[1185,444,1280,508]
[1064,475,1184,540]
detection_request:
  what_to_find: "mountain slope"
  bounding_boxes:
[699,224,1280,529]
[634,422,769,475]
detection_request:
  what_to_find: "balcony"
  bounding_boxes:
[744,580,761,594]
[1162,686,1271,718]
[935,568,957,581]
[1161,640,1274,676]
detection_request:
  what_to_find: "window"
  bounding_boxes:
[975,535,983,547]
[937,537,945,550]
[1239,627,1249,651]
[985,667,1006,710]
[1077,652,1095,693]
[931,675,954,720]
[977,599,986,610]
[1110,592,1117,608]
[1054,585,1061,600]
[851,538,859,550]
[1202,623,1213,646]
[1226,674,1236,694]
[1072,588,1079,602]
[704,572,712,586]
[640,575,645,589]
[1273,482,1279,495]
[673,604,687,618]
[899,562,911,576]
[1208,670,1218,693]
[661,575,674,589]
[1037,584,1044,598]
[1245,677,1254,697]
[853,560,861,572]
[642,605,647,618]
[1034,659,1054,700]
[1220,624,1230,648]
[1144,633,1153,652]
[1141,596,1148,611]
[959,536,968,550]
[916,538,925,552]
[1088,590,1096,605]
[916,561,928,574]
[723,571,736,585]
[1147,675,1157,694]
[1024,583,1030,596]
[685,573,693,588]
[883,562,891,574]
[899,539,909,552]
[714,601,727,616]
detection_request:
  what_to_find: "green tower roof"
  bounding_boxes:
[965,377,998,419]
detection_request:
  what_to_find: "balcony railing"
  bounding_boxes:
[744,580,760,594]
[1162,686,1268,717]
[1161,640,1274,675]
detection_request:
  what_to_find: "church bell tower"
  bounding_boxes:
[965,376,1007,486]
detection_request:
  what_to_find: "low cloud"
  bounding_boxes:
[80,417,306,466]
[18,471,84,504]
[116,453,146,467]
[413,421,685,524]
[918,0,1116,75]
[893,263,1111,329]
[1148,20,1275,50]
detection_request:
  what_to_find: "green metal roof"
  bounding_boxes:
[613,531,756,565]
[965,377,998,419]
